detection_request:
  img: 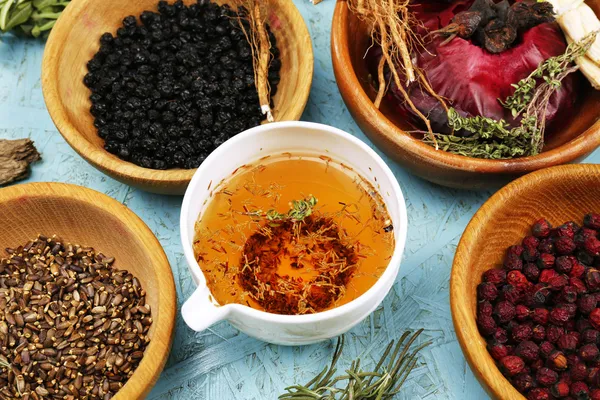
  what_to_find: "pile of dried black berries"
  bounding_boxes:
[84,0,281,170]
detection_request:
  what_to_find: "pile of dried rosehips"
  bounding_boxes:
[477,214,600,400]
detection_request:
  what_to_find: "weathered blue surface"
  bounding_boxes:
[1,1,599,398]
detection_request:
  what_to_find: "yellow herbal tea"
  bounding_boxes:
[193,154,395,315]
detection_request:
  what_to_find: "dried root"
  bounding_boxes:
[347,0,448,147]
[233,0,274,122]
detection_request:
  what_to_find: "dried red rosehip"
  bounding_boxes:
[592,389,600,400]
[494,327,509,344]
[570,277,588,294]
[524,263,541,282]
[552,380,571,397]
[478,282,499,301]
[579,343,600,362]
[513,324,534,342]
[590,309,600,330]
[501,355,525,377]
[483,269,507,286]
[528,388,551,400]
[550,275,570,291]
[494,301,516,324]
[556,256,575,274]
[513,373,535,393]
[540,269,559,283]
[585,237,600,257]
[556,237,577,255]
[533,219,553,238]
[502,284,524,304]
[571,362,589,381]
[538,253,557,270]
[587,269,600,291]
[533,308,550,325]
[508,270,530,290]
[540,341,556,358]
[539,238,555,254]
[533,325,546,342]
[516,340,540,362]
[583,329,600,345]
[516,305,531,321]
[550,306,572,326]
[587,367,600,386]
[584,214,600,230]
[488,342,509,361]
[579,295,598,315]
[562,286,579,303]
[571,381,589,398]
[571,261,587,279]
[577,319,592,333]
[530,283,552,306]
[478,314,497,336]
[537,367,559,386]
[547,326,566,344]
[554,222,578,239]
[558,333,580,352]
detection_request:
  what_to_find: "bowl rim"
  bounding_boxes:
[180,121,408,325]
[450,164,600,399]
[41,0,314,190]
[331,1,600,176]
[0,182,177,399]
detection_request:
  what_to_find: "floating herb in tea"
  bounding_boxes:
[193,155,395,315]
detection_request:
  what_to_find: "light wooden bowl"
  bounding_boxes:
[42,0,313,195]
[331,1,600,189]
[451,164,600,399]
[0,182,176,399]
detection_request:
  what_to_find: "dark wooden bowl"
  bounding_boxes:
[331,1,600,189]
[451,164,600,399]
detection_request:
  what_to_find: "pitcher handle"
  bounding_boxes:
[182,285,229,331]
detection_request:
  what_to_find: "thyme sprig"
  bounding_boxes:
[422,31,597,159]
[242,196,318,226]
[279,330,430,400]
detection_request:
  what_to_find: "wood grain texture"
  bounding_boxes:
[331,1,600,189]
[0,182,177,399]
[41,0,313,195]
[450,164,600,400]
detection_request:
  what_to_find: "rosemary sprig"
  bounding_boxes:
[423,31,598,159]
[279,330,430,400]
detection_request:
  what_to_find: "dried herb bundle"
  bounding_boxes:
[279,330,430,399]
[0,0,69,37]
[233,0,275,122]
[422,31,597,159]
[347,0,448,146]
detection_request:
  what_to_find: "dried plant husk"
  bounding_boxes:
[0,139,40,186]
[233,0,275,122]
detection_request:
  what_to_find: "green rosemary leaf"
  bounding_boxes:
[279,331,429,400]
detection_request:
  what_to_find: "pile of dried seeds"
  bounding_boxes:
[0,235,152,400]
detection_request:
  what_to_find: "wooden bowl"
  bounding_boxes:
[42,0,313,195]
[451,164,600,399]
[0,182,177,399]
[331,1,600,189]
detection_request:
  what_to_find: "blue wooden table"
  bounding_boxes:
[2,1,599,398]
